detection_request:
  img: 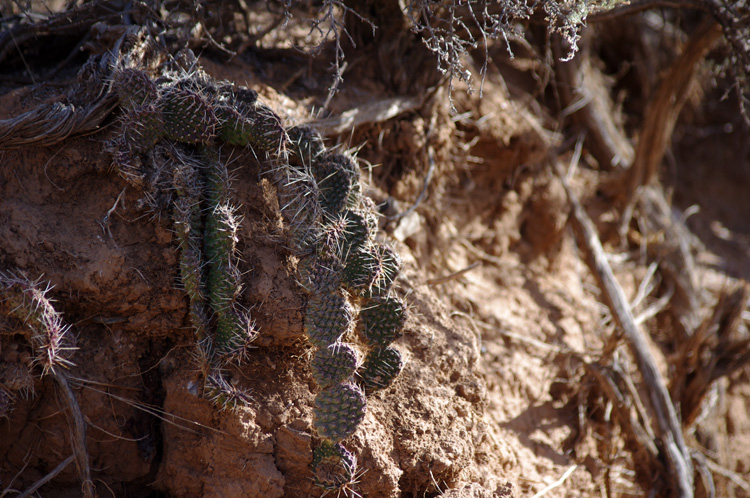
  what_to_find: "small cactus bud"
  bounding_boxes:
[359,295,407,347]
[304,292,354,348]
[317,210,372,261]
[313,154,357,217]
[358,346,404,394]
[311,343,359,388]
[313,382,366,442]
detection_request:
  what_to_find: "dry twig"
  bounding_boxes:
[553,160,694,497]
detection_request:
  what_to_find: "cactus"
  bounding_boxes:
[359,295,407,347]
[318,209,373,261]
[201,149,257,356]
[0,272,75,375]
[304,292,354,348]
[276,167,323,253]
[297,255,342,295]
[112,67,158,108]
[311,343,359,388]
[122,103,164,151]
[358,346,404,394]
[313,153,357,217]
[160,87,217,144]
[108,137,146,188]
[205,372,253,411]
[215,105,255,146]
[312,440,358,491]
[313,382,366,442]
[343,243,401,297]
[287,125,325,167]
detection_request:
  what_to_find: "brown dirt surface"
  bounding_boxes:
[2,7,750,498]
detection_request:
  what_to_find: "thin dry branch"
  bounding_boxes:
[15,455,75,498]
[51,370,95,498]
[310,95,423,136]
[553,160,694,497]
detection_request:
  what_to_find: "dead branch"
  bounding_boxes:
[671,284,750,427]
[554,36,634,170]
[554,161,694,497]
[15,455,75,498]
[630,187,702,338]
[310,95,423,136]
[51,369,95,498]
[623,19,722,203]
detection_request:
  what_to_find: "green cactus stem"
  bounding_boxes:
[287,125,325,167]
[200,146,256,357]
[313,382,366,442]
[359,295,407,347]
[160,87,217,144]
[358,346,404,394]
[311,343,359,388]
[304,292,354,349]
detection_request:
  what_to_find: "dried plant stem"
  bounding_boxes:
[50,370,95,498]
[554,160,694,497]
[16,455,75,498]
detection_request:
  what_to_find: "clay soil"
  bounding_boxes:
[2,8,750,498]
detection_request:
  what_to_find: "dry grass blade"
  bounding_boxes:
[311,96,423,136]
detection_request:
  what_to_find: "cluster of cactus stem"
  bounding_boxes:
[0,272,76,415]
[276,124,408,491]
[107,50,408,491]
[107,54,289,409]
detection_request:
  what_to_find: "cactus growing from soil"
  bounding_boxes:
[358,346,404,394]
[359,295,407,347]
[313,382,367,442]
[311,343,360,388]
[106,54,408,490]
[312,439,358,491]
